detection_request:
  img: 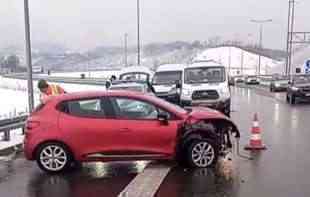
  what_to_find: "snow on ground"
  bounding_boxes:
[194,46,284,76]
[0,129,23,151]
[0,88,32,119]
[37,70,121,79]
[0,76,108,119]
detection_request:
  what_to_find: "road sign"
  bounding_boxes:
[305,60,310,74]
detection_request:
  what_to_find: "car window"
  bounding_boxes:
[67,99,105,118]
[113,98,159,120]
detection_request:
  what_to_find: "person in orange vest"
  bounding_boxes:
[38,79,66,103]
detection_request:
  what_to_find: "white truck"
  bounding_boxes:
[181,60,231,117]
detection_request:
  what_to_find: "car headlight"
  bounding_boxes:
[182,89,191,96]
[275,83,280,87]
[292,86,299,91]
[220,87,230,94]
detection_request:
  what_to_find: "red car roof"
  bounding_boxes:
[55,90,144,102]
[51,90,187,118]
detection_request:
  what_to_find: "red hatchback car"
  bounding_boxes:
[24,91,240,173]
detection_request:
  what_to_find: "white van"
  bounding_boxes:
[181,60,231,117]
[152,64,185,104]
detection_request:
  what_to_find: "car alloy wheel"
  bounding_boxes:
[190,141,216,168]
[38,144,68,172]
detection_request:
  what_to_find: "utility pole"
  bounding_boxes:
[137,0,141,66]
[250,19,272,76]
[228,47,231,76]
[286,0,310,76]
[124,33,128,67]
[285,0,292,75]
[24,0,34,112]
[288,0,296,76]
[241,50,244,75]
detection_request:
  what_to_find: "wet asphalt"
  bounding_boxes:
[1,86,310,197]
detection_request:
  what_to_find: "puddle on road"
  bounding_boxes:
[26,161,147,197]
[156,155,242,197]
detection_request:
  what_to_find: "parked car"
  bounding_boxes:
[24,91,240,173]
[270,75,290,92]
[152,64,185,105]
[286,75,310,104]
[229,76,244,86]
[245,75,260,85]
[181,60,231,117]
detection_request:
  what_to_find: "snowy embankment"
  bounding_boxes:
[0,74,111,120]
[194,46,285,76]
[37,70,121,79]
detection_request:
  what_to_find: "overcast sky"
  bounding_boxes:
[1,0,310,51]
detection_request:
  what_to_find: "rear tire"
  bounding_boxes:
[36,142,73,173]
[186,139,218,168]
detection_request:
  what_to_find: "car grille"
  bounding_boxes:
[192,90,219,100]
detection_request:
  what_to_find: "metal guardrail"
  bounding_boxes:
[3,73,108,86]
[0,115,28,127]
[0,116,27,142]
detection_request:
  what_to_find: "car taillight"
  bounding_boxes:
[26,121,40,130]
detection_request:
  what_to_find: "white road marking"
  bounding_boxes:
[118,163,172,197]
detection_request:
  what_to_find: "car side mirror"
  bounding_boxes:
[158,112,169,125]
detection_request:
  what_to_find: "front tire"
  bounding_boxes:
[187,139,218,168]
[36,142,73,173]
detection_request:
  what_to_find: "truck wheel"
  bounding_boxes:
[187,139,218,168]
[286,94,290,103]
[290,95,296,105]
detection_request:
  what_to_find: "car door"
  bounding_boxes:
[58,97,123,159]
[109,97,180,157]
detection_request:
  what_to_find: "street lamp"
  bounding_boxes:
[137,0,141,66]
[124,33,128,67]
[250,19,272,75]
[24,0,34,112]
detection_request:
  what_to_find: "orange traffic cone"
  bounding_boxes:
[244,113,266,150]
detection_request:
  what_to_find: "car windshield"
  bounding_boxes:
[185,67,225,84]
[293,75,310,84]
[120,73,149,81]
[152,71,182,85]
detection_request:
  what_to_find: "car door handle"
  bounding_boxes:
[120,128,131,132]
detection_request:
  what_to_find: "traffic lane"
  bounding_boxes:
[230,87,310,197]
[157,87,310,197]
[0,154,147,197]
[236,83,288,103]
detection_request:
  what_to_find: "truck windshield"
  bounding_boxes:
[185,67,225,84]
[152,71,182,85]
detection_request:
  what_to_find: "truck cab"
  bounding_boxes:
[152,64,185,105]
[181,60,231,117]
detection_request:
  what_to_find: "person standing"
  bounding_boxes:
[38,79,65,103]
